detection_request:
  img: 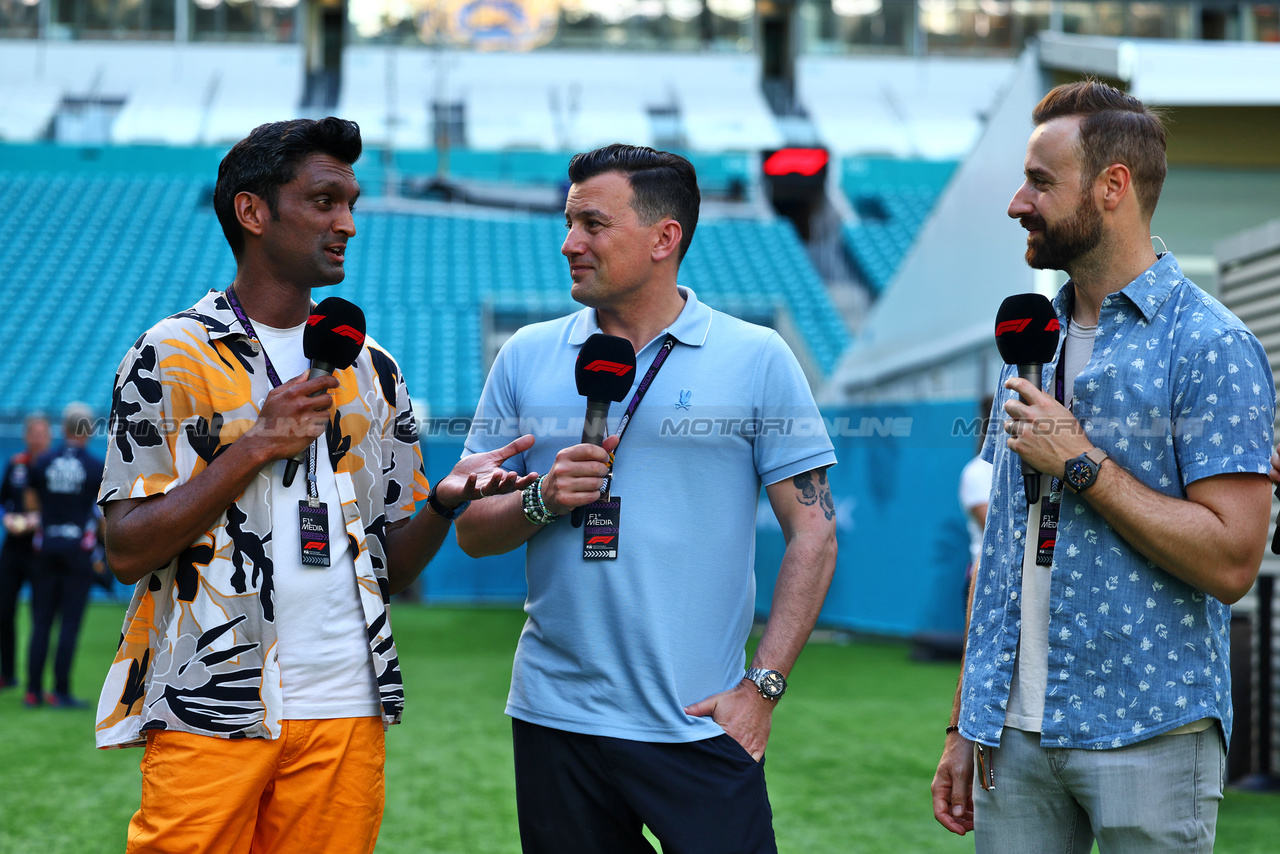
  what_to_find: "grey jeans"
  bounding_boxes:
[973,726,1225,854]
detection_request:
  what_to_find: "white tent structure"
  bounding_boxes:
[826,34,1280,406]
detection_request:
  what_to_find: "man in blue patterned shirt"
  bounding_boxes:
[932,80,1274,853]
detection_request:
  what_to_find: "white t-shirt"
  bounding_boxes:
[959,456,994,565]
[255,321,381,721]
[1005,319,1095,733]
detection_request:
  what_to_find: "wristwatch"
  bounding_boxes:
[426,485,470,521]
[745,668,787,701]
[1064,447,1109,493]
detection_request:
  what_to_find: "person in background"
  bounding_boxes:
[957,394,995,596]
[931,80,1273,852]
[0,412,51,690]
[24,403,103,708]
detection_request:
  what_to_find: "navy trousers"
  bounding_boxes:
[26,545,93,697]
[512,717,777,854]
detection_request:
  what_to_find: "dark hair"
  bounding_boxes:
[1032,79,1166,218]
[214,117,362,258]
[567,144,700,262]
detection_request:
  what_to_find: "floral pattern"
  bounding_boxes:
[95,290,429,749]
[962,254,1275,749]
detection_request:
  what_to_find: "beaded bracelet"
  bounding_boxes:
[522,476,558,526]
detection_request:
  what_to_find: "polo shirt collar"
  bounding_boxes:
[567,286,714,349]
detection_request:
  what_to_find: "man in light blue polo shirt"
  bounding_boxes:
[931,80,1274,853]
[457,144,838,853]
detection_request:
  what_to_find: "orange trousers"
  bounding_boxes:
[126,717,385,854]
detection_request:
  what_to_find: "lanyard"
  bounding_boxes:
[224,287,321,503]
[606,333,677,474]
[1053,318,1070,406]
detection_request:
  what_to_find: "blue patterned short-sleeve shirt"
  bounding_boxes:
[961,253,1275,749]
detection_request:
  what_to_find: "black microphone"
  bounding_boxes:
[282,297,366,488]
[995,293,1061,505]
[570,334,636,528]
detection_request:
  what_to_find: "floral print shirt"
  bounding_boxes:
[95,290,430,748]
[961,254,1275,749]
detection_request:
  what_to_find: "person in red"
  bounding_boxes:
[0,413,51,691]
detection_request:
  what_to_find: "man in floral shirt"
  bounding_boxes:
[932,81,1273,853]
[97,117,534,854]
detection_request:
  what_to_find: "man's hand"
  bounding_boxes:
[684,679,774,762]
[432,435,540,509]
[538,435,621,516]
[1002,376,1092,476]
[240,372,339,463]
[931,732,975,835]
[1269,443,1280,485]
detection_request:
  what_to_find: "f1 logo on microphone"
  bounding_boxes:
[996,318,1060,336]
[582,360,634,376]
[586,535,615,545]
[333,325,365,343]
[995,318,1032,336]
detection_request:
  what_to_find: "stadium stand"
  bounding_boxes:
[795,55,1014,159]
[2,150,849,420]
[839,157,958,295]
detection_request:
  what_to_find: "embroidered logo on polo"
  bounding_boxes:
[676,390,692,410]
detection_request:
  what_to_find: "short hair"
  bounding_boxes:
[214,117,363,258]
[1032,79,1167,218]
[62,402,93,440]
[567,144,700,262]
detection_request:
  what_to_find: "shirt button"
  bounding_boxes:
[1013,530,1022,540]
[1010,591,1018,600]
[248,341,261,354]
[1003,653,1011,661]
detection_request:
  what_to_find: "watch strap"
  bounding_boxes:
[427,486,469,520]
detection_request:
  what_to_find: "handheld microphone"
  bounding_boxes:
[995,293,1061,505]
[282,297,366,488]
[570,333,636,528]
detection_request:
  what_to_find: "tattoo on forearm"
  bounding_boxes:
[793,468,835,521]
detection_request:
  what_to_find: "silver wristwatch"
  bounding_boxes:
[745,667,787,701]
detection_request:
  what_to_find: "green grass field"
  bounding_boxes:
[3,603,1277,853]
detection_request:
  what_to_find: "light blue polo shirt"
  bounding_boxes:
[465,287,837,742]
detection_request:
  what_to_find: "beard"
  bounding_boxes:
[1022,190,1104,271]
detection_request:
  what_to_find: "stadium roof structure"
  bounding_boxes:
[826,33,1280,405]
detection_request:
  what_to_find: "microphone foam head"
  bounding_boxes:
[304,296,366,369]
[575,334,637,402]
[995,293,1060,365]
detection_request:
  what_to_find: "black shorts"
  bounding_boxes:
[512,717,777,854]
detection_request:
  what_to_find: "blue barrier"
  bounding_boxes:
[1,398,978,636]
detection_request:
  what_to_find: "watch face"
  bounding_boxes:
[759,671,786,698]
[1066,459,1093,489]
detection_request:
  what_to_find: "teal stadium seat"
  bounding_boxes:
[5,150,849,420]
[840,157,958,295]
